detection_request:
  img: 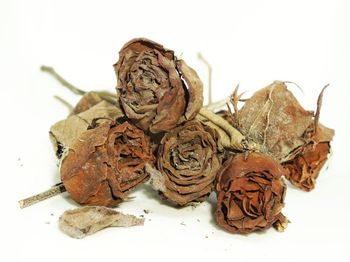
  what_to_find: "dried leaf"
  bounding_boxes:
[59,206,144,239]
[114,38,203,133]
[215,153,287,233]
[60,121,154,207]
[50,100,124,158]
[238,81,313,162]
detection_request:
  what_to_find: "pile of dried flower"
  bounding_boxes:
[19,38,334,237]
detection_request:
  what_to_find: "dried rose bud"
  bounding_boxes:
[215,153,287,233]
[60,120,153,207]
[114,38,203,133]
[151,120,222,206]
[283,124,334,191]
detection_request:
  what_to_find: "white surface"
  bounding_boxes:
[1,0,350,261]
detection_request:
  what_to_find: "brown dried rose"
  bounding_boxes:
[60,120,153,207]
[114,38,203,133]
[215,152,287,233]
[283,123,334,191]
[150,120,222,206]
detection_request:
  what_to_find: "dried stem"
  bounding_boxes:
[54,95,74,113]
[41,65,86,95]
[199,107,246,150]
[314,84,329,135]
[19,183,66,209]
[198,53,212,105]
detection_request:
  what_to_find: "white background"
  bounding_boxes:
[1,0,350,261]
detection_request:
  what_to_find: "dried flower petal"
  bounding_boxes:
[154,120,222,206]
[114,38,203,133]
[215,152,287,233]
[238,81,313,162]
[59,206,144,239]
[60,121,153,207]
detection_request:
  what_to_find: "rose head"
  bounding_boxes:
[114,38,203,133]
[60,120,153,207]
[156,120,222,206]
[215,153,287,233]
[283,123,334,191]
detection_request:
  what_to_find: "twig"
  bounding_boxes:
[314,84,329,135]
[198,53,212,105]
[19,183,66,209]
[41,65,86,95]
[54,95,74,113]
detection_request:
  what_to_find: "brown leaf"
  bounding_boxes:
[238,81,313,162]
[60,121,154,207]
[215,152,287,233]
[114,38,203,133]
[59,206,144,239]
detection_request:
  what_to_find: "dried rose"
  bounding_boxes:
[150,120,222,206]
[60,120,153,207]
[215,152,288,233]
[283,123,334,191]
[114,38,203,133]
[237,81,314,162]
[282,85,334,191]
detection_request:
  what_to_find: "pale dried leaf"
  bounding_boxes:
[238,81,313,162]
[59,206,144,239]
[50,100,124,158]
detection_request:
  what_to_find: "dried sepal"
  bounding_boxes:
[215,152,287,233]
[59,206,144,239]
[238,81,313,162]
[60,120,153,207]
[151,120,223,206]
[114,38,203,133]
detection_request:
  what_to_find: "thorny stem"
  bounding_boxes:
[19,183,66,209]
[198,53,212,105]
[41,66,86,95]
[314,84,329,136]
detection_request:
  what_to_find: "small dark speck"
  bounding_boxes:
[143,209,150,214]
[148,219,151,221]
[45,221,50,224]
[140,214,144,218]
[17,158,21,161]
[180,221,186,226]
[50,213,54,216]
[20,164,23,167]
[197,219,200,222]
[205,236,208,238]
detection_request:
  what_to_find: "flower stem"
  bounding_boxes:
[41,65,86,95]
[18,183,66,209]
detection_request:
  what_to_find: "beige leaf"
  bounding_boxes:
[59,206,144,239]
